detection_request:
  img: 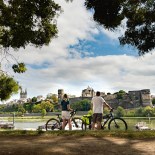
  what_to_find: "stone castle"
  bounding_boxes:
[58,86,152,109]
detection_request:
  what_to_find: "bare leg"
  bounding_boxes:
[91,122,95,130]
[97,122,101,130]
[62,119,66,130]
[68,119,72,130]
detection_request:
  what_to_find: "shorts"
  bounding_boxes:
[62,111,70,120]
[92,113,103,123]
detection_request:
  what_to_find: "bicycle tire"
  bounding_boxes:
[108,117,128,131]
[71,117,84,130]
[45,118,61,131]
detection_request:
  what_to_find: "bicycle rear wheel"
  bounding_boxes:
[71,117,84,130]
[108,118,128,131]
[46,118,61,131]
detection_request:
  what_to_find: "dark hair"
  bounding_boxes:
[96,91,100,96]
[63,94,68,99]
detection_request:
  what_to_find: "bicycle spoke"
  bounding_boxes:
[72,118,83,130]
[108,118,127,131]
[46,118,60,131]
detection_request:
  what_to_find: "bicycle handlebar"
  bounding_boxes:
[110,108,114,113]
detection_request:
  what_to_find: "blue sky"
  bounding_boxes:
[1,0,155,103]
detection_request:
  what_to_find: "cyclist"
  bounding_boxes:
[61,94,73,130]
[91,91,112,130]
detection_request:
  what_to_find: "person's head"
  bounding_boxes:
[63,94,68,99]
[96,91,100,96]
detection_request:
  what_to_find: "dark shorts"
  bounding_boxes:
[92,113,103,123]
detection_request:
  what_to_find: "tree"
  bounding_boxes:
[152,98,155,106]
[85,0,155,55]
[41,109,47,118]
[0,73,19,101]
[0,0,61,49]
[32,104,41,113]
[32,97,37,103]
[0,0,61,100]
[115,106,125,117]
[143,106,153,117]
[40,100,54,112]
[0,0,61,73]
[135,107,145,117]
[114,90,126,100]
[18,104,26,114]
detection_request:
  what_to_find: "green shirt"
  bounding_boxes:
[61,99,69,111]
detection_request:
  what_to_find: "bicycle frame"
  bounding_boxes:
[102,110,114,128]
[54,110,77,129]
[83,109,126,130]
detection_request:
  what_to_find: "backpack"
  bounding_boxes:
[82,114,92,125]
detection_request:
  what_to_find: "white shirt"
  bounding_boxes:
[91,96,105,113]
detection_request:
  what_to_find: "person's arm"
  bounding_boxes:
[67,101,73,111]
[104,101,112,110]
[91,99,93,110]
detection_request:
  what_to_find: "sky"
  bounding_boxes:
[1,0,155,102]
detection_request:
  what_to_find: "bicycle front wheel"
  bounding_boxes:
[108,118,128,131]
[71,117,84,130]
[46,118,61,131]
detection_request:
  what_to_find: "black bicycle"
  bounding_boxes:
[82,109,128,131]
[46,110,83,131]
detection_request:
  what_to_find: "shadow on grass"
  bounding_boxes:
[0,130,155,155]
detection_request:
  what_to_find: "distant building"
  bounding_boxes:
[20,88,27,100]
[58,89,64,103]
[36,95,45,102]
[82,86,95,97]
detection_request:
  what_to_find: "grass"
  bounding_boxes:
[0,130,155,139]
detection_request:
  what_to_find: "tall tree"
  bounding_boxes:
[0,73,19,101]
[85,0,155,55]
[0,0,61,48]
[0,0,61,100]
[0,0,61,73]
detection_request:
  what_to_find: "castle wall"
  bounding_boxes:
[68,89,152,109]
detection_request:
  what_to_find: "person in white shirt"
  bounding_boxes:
[91,91,112,130]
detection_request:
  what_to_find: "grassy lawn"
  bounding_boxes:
[0,130,155,139]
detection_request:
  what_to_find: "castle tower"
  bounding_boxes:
[58,89,64,103]
[20,88,27,99]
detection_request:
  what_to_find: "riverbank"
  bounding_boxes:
[0,130,155,155]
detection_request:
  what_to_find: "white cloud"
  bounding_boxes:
[2,0,155,102]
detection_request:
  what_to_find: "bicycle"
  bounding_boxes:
[82,109,128,131]
[46,110,83,131]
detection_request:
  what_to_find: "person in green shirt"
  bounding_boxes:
[61,94,73,130]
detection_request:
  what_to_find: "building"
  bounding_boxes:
[82,86,95,97]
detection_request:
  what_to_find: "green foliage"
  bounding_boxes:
[115,90,126,99]
[18,104,26,114]
[32,97,37,102]
[135,107,145,117]
[41,109,47,118]
[12,63,27,73]
[47,94,58,104]
[103,107,109,115]
[152,98,155,105]
[32,104,41,113]
[0,74,19,101]
[71,99,91,111]
[115,106,125,117]
[85,0,155,55]
[40,100,54,112]
[143,106,153,117]
[0,0,61,48]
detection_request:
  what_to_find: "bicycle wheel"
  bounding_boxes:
[46,118,61,131]
[108,118,128,131]
[71,117,84,130]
